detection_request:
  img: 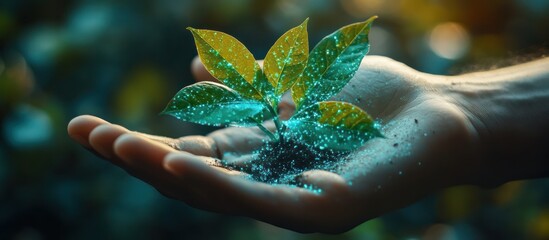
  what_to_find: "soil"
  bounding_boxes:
[229,136,350,185]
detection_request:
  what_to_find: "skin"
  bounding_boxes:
[68,56,549,233]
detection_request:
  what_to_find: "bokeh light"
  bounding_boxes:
[429,22,470,60]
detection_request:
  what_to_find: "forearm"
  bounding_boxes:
[443,58,549,185]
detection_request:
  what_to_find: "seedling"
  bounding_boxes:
[163,17,382,183]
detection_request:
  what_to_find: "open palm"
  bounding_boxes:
[68,56,482,233]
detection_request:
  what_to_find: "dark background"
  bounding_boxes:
[1,0,548,239]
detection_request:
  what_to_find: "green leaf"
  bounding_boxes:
[285,101,381,150]
[292,16,377,110]
[162,81,267,127]
[264,18,309,97]
[188,28,274,103]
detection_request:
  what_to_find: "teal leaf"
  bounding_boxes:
[292,16,377,110]
[162,81,267,127]
[264,18,309,97]
[285,101,381,150]
[188,28,275,104]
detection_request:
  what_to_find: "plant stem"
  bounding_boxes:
[266,104,285,141]
[260,97,289,141]
[273,116,283,136]
[256,123,277,141]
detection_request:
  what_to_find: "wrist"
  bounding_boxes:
[440,58,549,186]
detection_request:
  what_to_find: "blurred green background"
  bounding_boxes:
[1,0,548,239]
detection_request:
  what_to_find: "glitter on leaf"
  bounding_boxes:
[292,16,377,110]
[162,82,266,127]
[264,18,309,98]
[188,28,274,103]
[286,101,382,150]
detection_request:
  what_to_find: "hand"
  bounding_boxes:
[68,56,545,233]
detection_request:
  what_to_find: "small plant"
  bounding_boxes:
[163,16,382,183]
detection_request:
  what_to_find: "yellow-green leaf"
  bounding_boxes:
[188,28,274,102]
[264,18,309,97]
[162,81,267,127]
[285,101,381,150]
[292,16,377,110]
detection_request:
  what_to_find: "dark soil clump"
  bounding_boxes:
[239,136,349,184]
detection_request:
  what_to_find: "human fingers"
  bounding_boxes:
[113,134,194,197]
[114,133,177,178]
[88,124,132,167]
[207,125,268,157]
[114,133,230,179]
[139,133,219,158]
[114,133,247,208]
[68,115,134,168]
[69,114,221,159]
[67,115,110,148]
